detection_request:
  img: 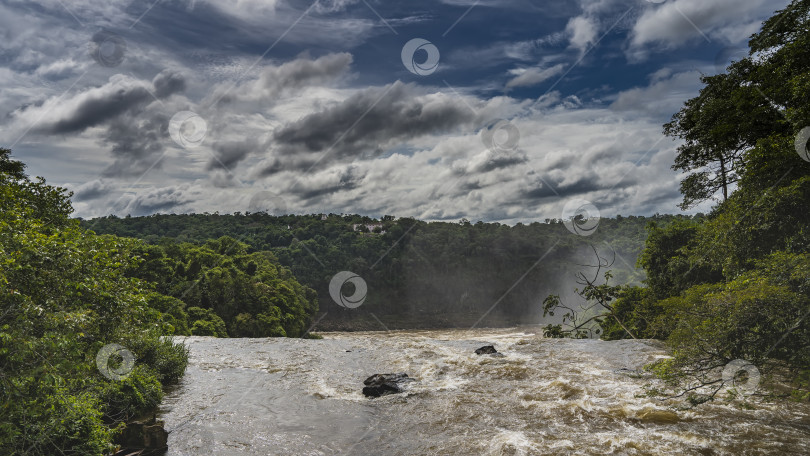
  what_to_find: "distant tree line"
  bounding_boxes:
[82,210,690,331]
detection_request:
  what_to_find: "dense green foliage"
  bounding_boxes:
[82,212,686,330]
[548,0,810,402]
[126,237,318,338]
[0,149,188,455]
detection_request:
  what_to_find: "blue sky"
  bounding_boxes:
[0,0,789,222]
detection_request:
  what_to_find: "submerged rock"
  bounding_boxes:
[475,345,498,355]
[362,372,412,398]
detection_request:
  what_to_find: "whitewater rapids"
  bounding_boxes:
[158,328,810,455]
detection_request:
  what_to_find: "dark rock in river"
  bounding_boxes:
[114,415,168,455]
[363,372,412,398]
[475,345,498,355]
[613,367,643,377]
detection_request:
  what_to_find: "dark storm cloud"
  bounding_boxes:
[256,158,286,176]
[39,85,154,134]
[101,111,169,177]
[298,179,360,200]
[283,166,366,202]
[267,81,479,171]
[71,179,114,202]
[40,71,185,135]
[153,70,187,99]
[218,52,353,104]
[461,180,483,191]
[259,52,352,95]
[448,150,530,196]
[31,72,187,177]
[208,138,260,171]
[473,152,528,173]
[523,174,605,199]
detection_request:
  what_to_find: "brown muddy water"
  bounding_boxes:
[158,328,810,455]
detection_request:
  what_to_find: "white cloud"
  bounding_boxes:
[610,69,703,118]
[4,51,694,222]
[6,0,773,223]
[63,86,687,222]
[566,16,598,52]
[506,64,565,89]
[197,0,280,23]
[630,0,786,50]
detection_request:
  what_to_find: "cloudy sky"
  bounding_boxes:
[0,0,789,223]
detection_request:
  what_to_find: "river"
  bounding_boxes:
[157,328,810,455]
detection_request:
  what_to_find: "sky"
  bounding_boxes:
[0,0,790,223]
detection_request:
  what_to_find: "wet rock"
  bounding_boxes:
[362,372,412,398]
[115,415,168,454]
[475,345,498,355]
[636,409,680,424]
[614,367,643,377]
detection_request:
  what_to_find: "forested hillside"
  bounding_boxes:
[82,211,688,330]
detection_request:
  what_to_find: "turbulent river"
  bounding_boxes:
[158,328,810,455]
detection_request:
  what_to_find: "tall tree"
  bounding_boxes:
[748,0,810,129]
[664,67,786,209]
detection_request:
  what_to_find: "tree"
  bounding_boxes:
[0,148,26,180]
[748,0,810,128]
[664,69,786,209]
[84,211,662,331]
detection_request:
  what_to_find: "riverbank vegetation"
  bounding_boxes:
[0,147,319,454]
[0,149,188,455]
[545,0,810,403]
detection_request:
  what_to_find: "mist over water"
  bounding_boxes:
[159,328,810,455]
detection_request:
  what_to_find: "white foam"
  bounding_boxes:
[484,429,542,456]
